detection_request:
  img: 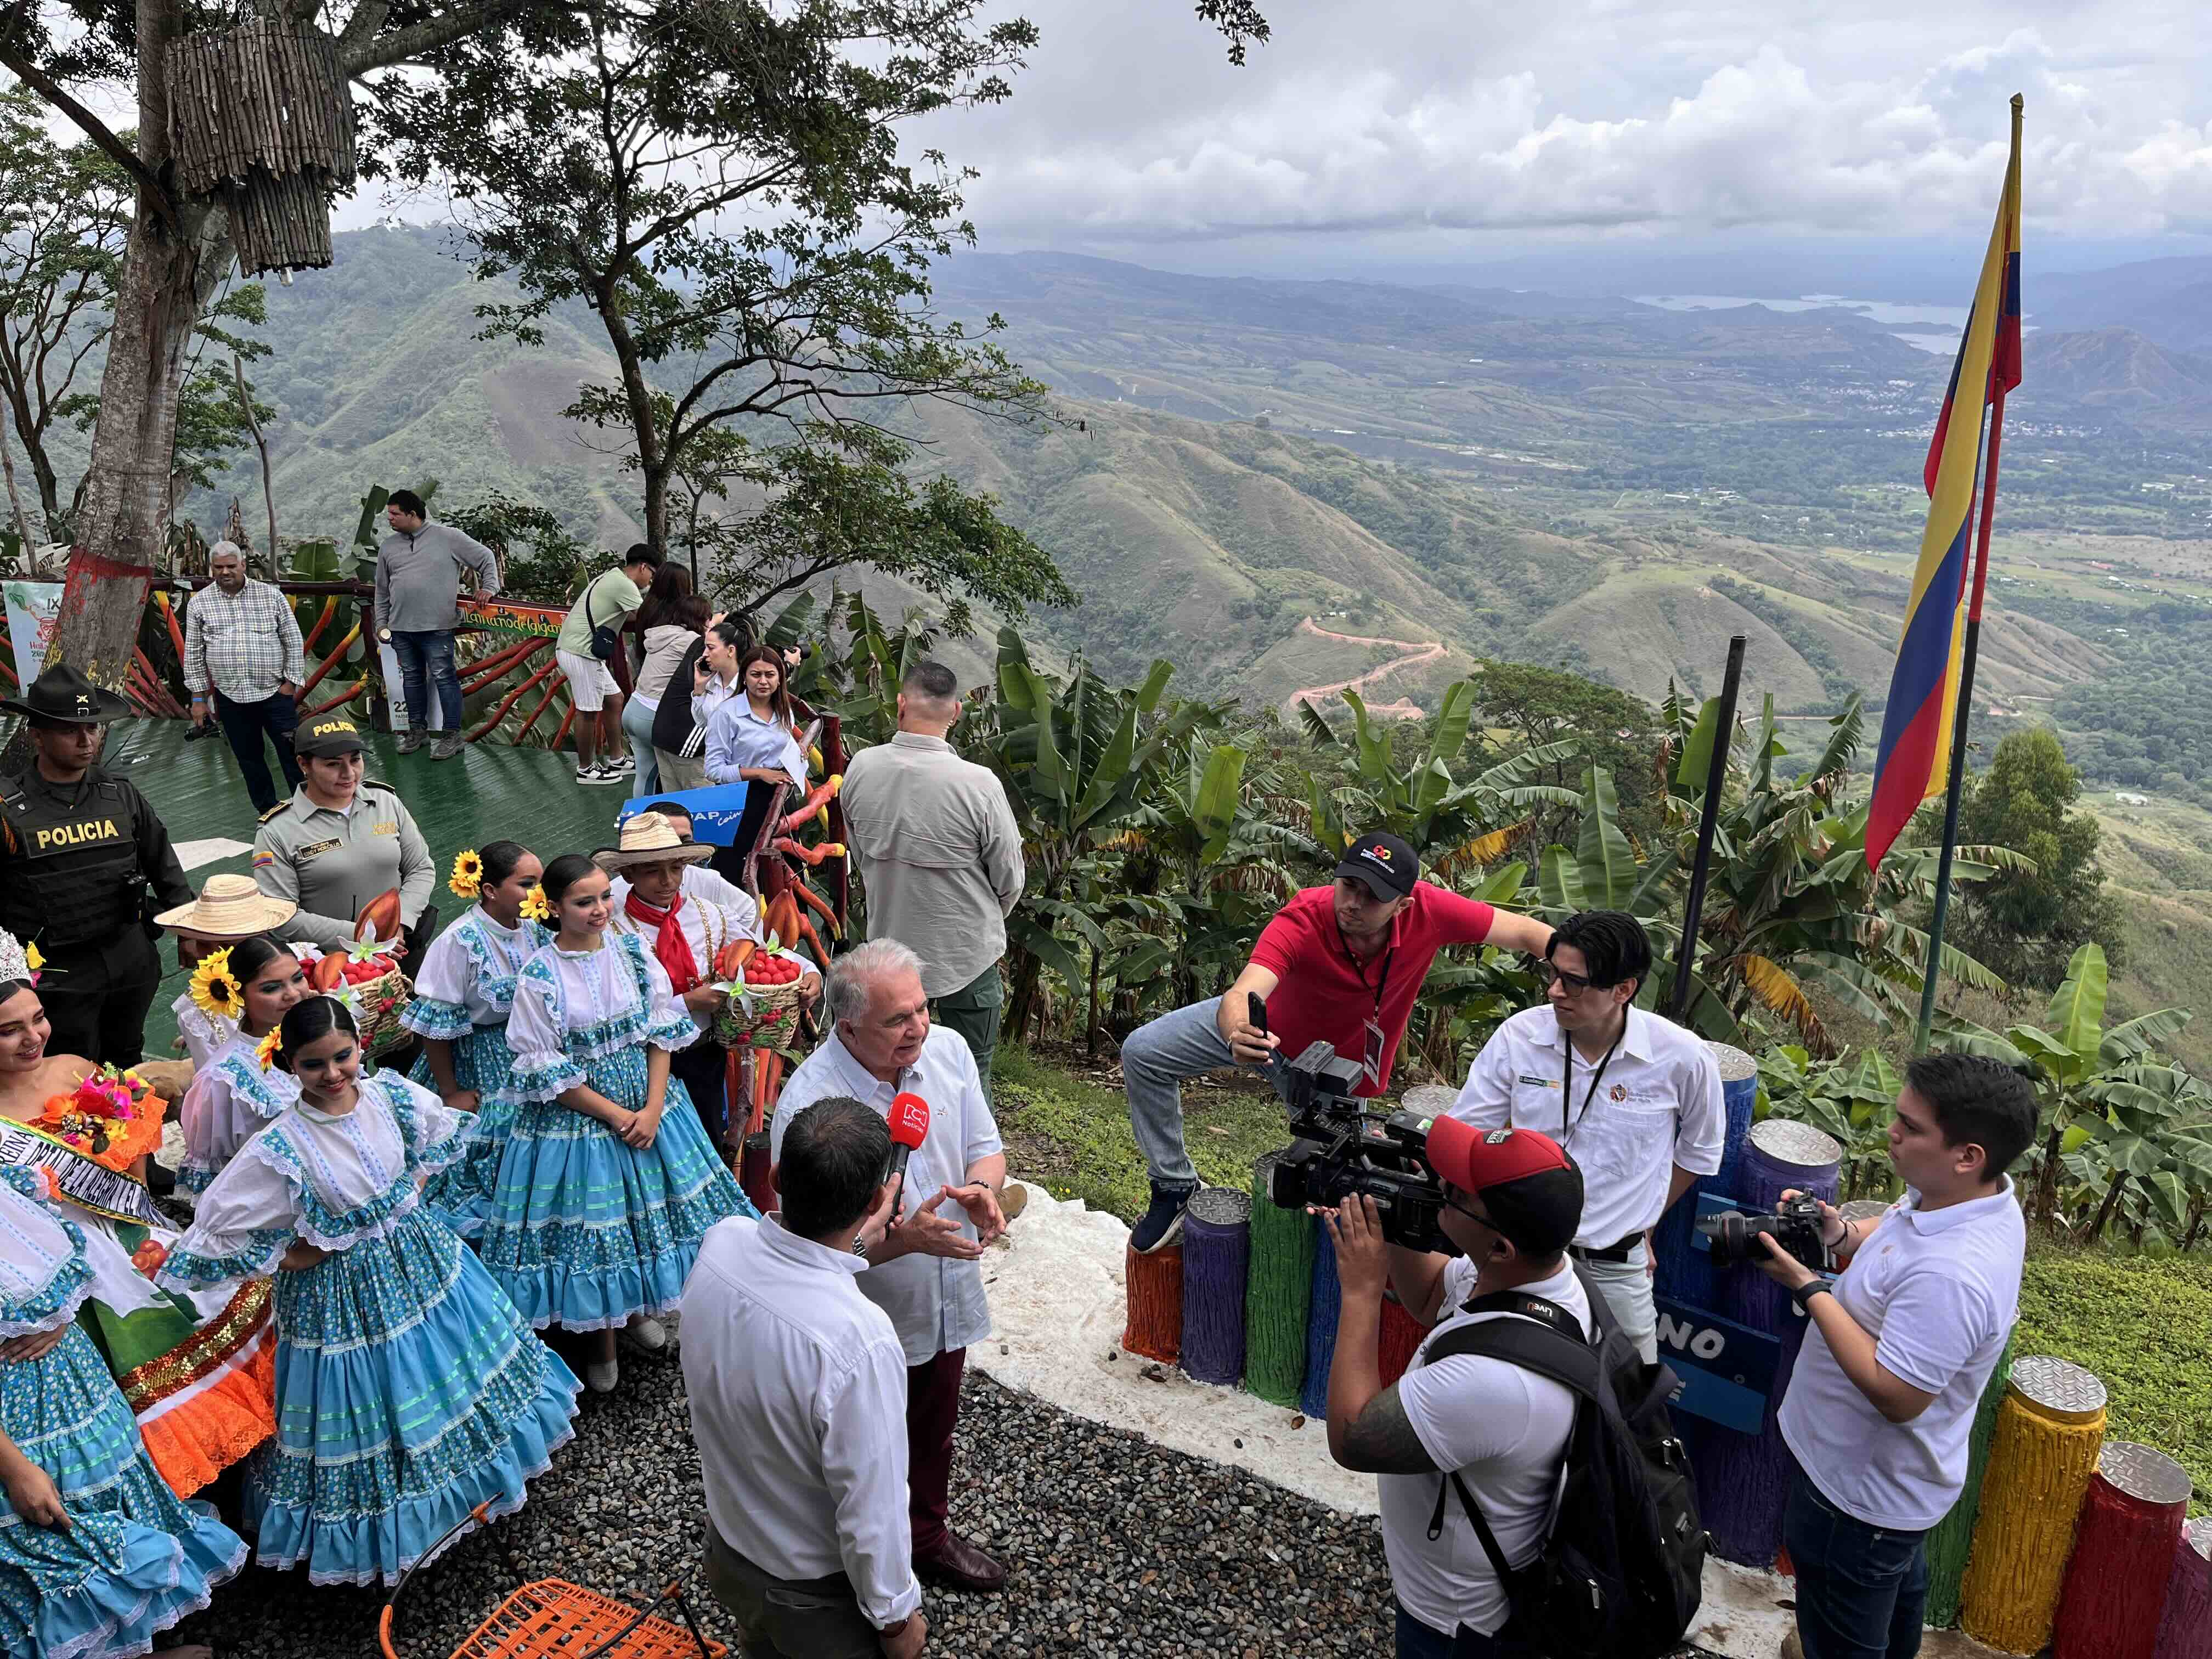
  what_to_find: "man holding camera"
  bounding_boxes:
[1318,1123,1588,1658]
[1122,831,1555,1252]
[1755,1053,2031,1659]
[683,1095,927,1659]
[1447,910,1724,1363]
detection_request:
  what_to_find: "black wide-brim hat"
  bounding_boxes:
[0,664,132,724]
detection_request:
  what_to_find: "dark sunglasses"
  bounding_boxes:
[1535,961,1617,994]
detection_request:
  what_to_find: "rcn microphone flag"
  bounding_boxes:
[1865,96,2024,872]
[884,1091,930,1206]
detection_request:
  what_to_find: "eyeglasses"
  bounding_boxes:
[1535,962,1615,994]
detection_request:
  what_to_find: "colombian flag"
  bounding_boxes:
[1866,98,2023,872]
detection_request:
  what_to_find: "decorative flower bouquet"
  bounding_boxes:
[37,1065,165,1170]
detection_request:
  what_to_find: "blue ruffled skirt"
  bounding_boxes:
[247,1205,581,1586]
[480,1045,752,1331]
[1,1324,247,1659]
[413,1021,527,1241]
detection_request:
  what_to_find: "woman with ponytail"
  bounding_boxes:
[401,842,550,1238]
[161,997,579,1587]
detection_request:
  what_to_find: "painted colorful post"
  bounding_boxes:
[1245,1153,1314,1409]
[1651,1040,1757,1307]
[1122,1243,1183,1365]
[1923,1332,2016,1627]
[1180,1188,1251,1386]
[1300,1224,1342,1419]
[2052,1443,2193,1659]
[1378,1297,1426,1389]
[2151,1518,2212,1659]
[1961,1356,2109,1655]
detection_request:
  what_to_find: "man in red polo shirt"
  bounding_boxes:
[1122,831,1554,1251]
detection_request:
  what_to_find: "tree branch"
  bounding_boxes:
[0,47,179,232]
[341,0,557,76]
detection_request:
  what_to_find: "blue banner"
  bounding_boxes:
[616,786,754,847]
[1654,1295,1784,1435]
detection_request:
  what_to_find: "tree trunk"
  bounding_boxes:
[2181,1195,2206,1253]
[1087,941,1101,1060]
[2033,1121,2065,1230]
[2085,1169,2129,1242]
[0,0,217,772]
[0,427,31,552]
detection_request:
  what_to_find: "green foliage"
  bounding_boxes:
[2056,619,2212,808]
[1462,658,1666,848]
[1948,729,2127,990]
[442,490,593,606]
[1756,1045,1900,1200]
[2015,1247,2212,1513]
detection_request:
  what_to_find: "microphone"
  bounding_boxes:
[884,1092,930,1218]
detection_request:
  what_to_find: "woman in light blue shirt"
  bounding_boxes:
[704,642,807,792]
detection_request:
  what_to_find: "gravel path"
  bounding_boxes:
[175,1341,1401,1659]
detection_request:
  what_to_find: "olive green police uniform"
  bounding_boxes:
[0,673,193,1068]
[251,715,436,953]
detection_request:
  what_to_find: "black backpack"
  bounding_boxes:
[1417,1262,1705,1659]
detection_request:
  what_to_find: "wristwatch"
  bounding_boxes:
[1792,1279,1835,1314]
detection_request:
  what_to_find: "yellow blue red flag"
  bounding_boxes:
[1866,98,2023,871]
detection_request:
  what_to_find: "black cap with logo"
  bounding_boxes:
[1334,830,1419,900]
[294,715,367,758]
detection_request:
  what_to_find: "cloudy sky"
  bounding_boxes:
[907,0,2211,275]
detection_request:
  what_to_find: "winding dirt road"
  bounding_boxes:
[1282,617,1444,721]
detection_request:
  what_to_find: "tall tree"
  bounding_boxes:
[377,0,1069,621]
[0,76,129,534]
[1948,727,2126,991]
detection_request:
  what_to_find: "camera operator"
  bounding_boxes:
[1318,1123,1586,1659]
[1448,910,1723,1362]
[681,1095,927,1659]
[1755,1053,2032,1659]
[1122,831,1554,1251]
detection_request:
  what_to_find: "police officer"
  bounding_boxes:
[252,713,436,958]
[0,665,194,1066]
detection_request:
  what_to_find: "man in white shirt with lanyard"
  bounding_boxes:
[683,1095,927,1659]
[1447,910,1724,1363]
[1754,1053,2031,1659]
[771,939,1009,1595]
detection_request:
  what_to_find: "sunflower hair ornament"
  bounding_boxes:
[256,1027,284,1071]
[449,848,485,899]
[520,883,551,923]
[189,949,245,1020]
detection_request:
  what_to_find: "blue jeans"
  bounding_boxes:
[622,694,661,797]
[1394,1604,1533,1659]
[390,629,461,731]
[1120,996,1239,1187]
[1784,1460,1929,1659]
[212,689,302,813]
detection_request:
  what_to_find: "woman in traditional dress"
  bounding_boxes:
[402,841,549,1238]
[0,937,277,1500]
[154,875,309,1079]
[171,938,310,1198]
[159,996,579,1587]
[1,1164,247,1659]
[485,854,751,1393]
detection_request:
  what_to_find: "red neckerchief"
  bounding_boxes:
[623,889,700,993]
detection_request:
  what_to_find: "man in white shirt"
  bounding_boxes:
[1757,1054,2033,1659]
[682,1095,927,1659]
[1449,910,1725,1362]
[182,540,304,813]
[1319,1120,1589,1658]
[771,939,1009,1594]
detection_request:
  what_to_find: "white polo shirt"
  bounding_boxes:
[1384,1256,1592,1638]
[1779,1178,2026,1530]
[1449,1006,1726,1249]
[680,1215,922,1627]
[770,1025,1002,1365]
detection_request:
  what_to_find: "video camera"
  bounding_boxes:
[1253,994,1454,1254]
[1697,1195,1834,1274]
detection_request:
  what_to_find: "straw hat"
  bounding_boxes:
[593,811,715,873]
[156,873,299,938]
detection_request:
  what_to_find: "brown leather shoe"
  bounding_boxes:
[915,1530,1007,1593]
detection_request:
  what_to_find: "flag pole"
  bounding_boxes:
[1668,633,1746,1023]
[1914,383,2010,1052]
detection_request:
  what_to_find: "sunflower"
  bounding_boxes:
[520,883,551,923]
[24,942,42,977]
[256,1028,284,1070]
[189,949,245,1021]
[449,848,485,899]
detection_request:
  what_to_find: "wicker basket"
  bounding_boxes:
[712,977,804,1050]
[345,965,414,1058]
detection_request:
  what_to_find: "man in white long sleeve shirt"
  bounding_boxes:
[682,1096,927,1659]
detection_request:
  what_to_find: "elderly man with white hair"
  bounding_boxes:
[770,938,1011,1596]
[182,540,304,813]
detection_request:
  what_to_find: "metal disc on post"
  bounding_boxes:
[1962,1356,2109,1655]
[2053,1443,2194,1659]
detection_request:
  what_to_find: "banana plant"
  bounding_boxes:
[1755,1045,1902,1200]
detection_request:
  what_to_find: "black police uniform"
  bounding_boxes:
[0,763,194,1066]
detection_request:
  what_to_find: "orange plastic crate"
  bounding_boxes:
[445,1578,725,1659]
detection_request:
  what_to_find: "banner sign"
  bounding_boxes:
[3,580,64,690]
[616,785,755,846]
[458,595,567,641]
[1655,1295,1785,1434]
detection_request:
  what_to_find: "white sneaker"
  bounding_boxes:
[585,1357,619,1393]
[622,1314,668,1352]
[578,763,625,785]
[607,754,635,774]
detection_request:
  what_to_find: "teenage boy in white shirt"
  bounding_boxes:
[1319,1122,1589,1659]
[1449,909,1725,1362]
[1755,1053,2034,1659]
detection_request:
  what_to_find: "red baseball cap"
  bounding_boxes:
[1421,1118,1583,1256]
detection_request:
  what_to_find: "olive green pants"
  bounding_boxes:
[928,963,1003,1101]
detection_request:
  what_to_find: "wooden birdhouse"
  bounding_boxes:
[165,21,358,276]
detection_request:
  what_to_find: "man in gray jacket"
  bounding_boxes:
[373,488,500,760]
[838,660,1024,1096]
